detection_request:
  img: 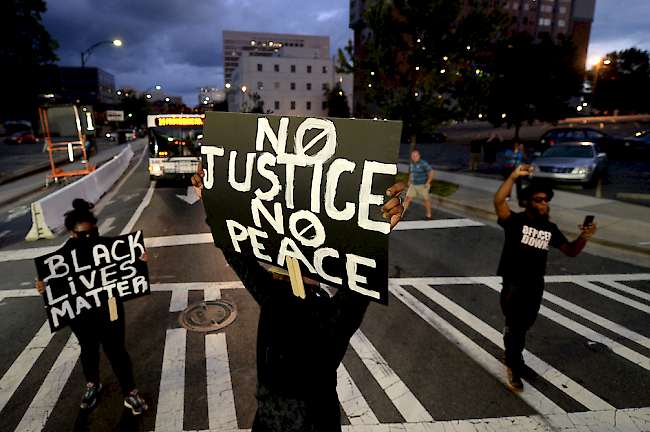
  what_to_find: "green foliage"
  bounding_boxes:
[482,34,583,139]
[339,0,512,142]
[323,83,351,118]
[593,48,650,114]
[241,92,268,114]
[0,0,59,122]
[118,95,153,127]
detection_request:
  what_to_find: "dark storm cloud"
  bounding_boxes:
[42,0,352,105]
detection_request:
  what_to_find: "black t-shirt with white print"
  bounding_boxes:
[497,212,568,281]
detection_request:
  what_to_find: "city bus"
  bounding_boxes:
[147,114,204,180]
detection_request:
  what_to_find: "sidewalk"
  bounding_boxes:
[398,163,650,262]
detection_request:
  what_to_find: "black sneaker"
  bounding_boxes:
[519,363,540,381]
[80,382,102,409]
[124,389,148,415]
[506,366,524,392]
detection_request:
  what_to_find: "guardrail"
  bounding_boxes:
[26,144,135,241]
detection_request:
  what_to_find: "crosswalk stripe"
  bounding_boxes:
[574,280,650,314]
[13,333,80,432]
[411,281,615,411]
[391,218,484,230]
[480,280,650,373]
[336,364,379,425]
[155,328,186,432]
[602,280,650,303]
[0,323,55,413]
[206,333,238,430]
[349,330,434,422]
[389,282,566,417]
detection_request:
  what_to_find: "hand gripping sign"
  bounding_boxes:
[201,113,402,304]
[35,231,150,332]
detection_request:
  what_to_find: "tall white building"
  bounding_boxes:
[228,46,353,117]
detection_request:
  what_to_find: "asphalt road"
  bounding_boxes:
[0,145,649,431]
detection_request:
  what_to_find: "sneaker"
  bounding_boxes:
[80,382,102,409]
[124,389,148,415]
[519,363,541,381]
[506,366,524,392]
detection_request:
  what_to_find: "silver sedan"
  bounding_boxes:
[528,142,608,188]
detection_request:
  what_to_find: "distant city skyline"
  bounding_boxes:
[40,0,649,107]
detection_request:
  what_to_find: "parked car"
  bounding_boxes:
[539,128,622,153]
[106,129,137,144]
[4,131,38,144]
[528,142,608,188]
[621,131,650,157]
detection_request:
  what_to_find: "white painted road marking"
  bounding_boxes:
[390,218,484,230]
[155,328,186,432]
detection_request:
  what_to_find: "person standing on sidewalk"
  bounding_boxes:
[494,165,597,392]
[483,132,502,171]
[469,134,483,171]
[403,150,434,220]
[36,199,148,415]
[502,141,526,205]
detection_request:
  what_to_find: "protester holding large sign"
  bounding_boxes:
[193,112,404,431]
[35,199,149,415]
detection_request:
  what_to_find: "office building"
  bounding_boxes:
[198,86,227,108]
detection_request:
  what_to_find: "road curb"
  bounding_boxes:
[430,192,650,258]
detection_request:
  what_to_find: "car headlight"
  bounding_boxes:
[574,165,593,174]
[530,164,540,172]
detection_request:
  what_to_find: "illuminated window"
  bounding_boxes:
[291,82,296,90]
[558,19,565,27]
[291,101,296,110]
[274,82,280,90]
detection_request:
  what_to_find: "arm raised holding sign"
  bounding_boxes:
[193,160,406,430]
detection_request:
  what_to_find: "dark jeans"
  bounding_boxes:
[500,279,545,368]
[70,312,135,397]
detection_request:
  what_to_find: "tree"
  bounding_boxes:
[482,34,583,140]
[240,92,268,113]
[324,83,351,118]
[339,0,511,148]
[118,96,153,128]
[0,0,59,123]
[592,48,650,114]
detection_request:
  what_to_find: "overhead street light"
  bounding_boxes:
[81,39,122,68]
[589,57,609,111]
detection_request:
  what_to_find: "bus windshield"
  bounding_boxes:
[149,126,202,157]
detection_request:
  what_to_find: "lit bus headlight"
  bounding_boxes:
[149,165,163,175]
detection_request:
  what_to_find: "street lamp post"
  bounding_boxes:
[80,40,122,68]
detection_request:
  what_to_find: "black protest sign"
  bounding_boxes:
[35,231,150,332]
[201,112,402,304]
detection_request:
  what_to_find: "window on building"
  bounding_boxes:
[291,82,296,90]
[291,101,296,110]
[275,101,280,110]
[307,101,312,110]
[274,64,279,72]
[274,82,280,90]
[258,82,263,90]
[558,19,566,27]
[291,65,296,73]
[559,6,567,13]
[322,101,327,110]
[322,83,328,91]
[539,18,551,26]
[307,65,312,73]
[541,5,553,12]
[512,2,519,10]
[524,3,529,10]
[307,83,312,90]
[322,66,327,73]
[257,64,263,71]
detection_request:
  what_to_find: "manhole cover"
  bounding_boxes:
[178,300,237,332]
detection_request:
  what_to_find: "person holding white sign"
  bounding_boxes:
[193,164,404,431]
[36,199,149,415]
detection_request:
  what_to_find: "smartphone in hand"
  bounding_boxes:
[583,215,594,227]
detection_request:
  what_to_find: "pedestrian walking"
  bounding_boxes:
[192,165,405,431]
[469,134,483,171]
[483,132,502,171]
[403,150,434,220]
[493,165,597,392]
[35,199,149,414]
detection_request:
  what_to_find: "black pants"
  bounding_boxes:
[70,311,135,397]
[500,279,545,368]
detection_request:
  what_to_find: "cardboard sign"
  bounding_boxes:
[34,231,150,332]
[201,113,402,304]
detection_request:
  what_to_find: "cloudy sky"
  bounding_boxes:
[41,0,650,107]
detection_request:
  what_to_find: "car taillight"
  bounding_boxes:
[550,140,555,146]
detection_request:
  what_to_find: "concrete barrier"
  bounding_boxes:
[26,145,135,241]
